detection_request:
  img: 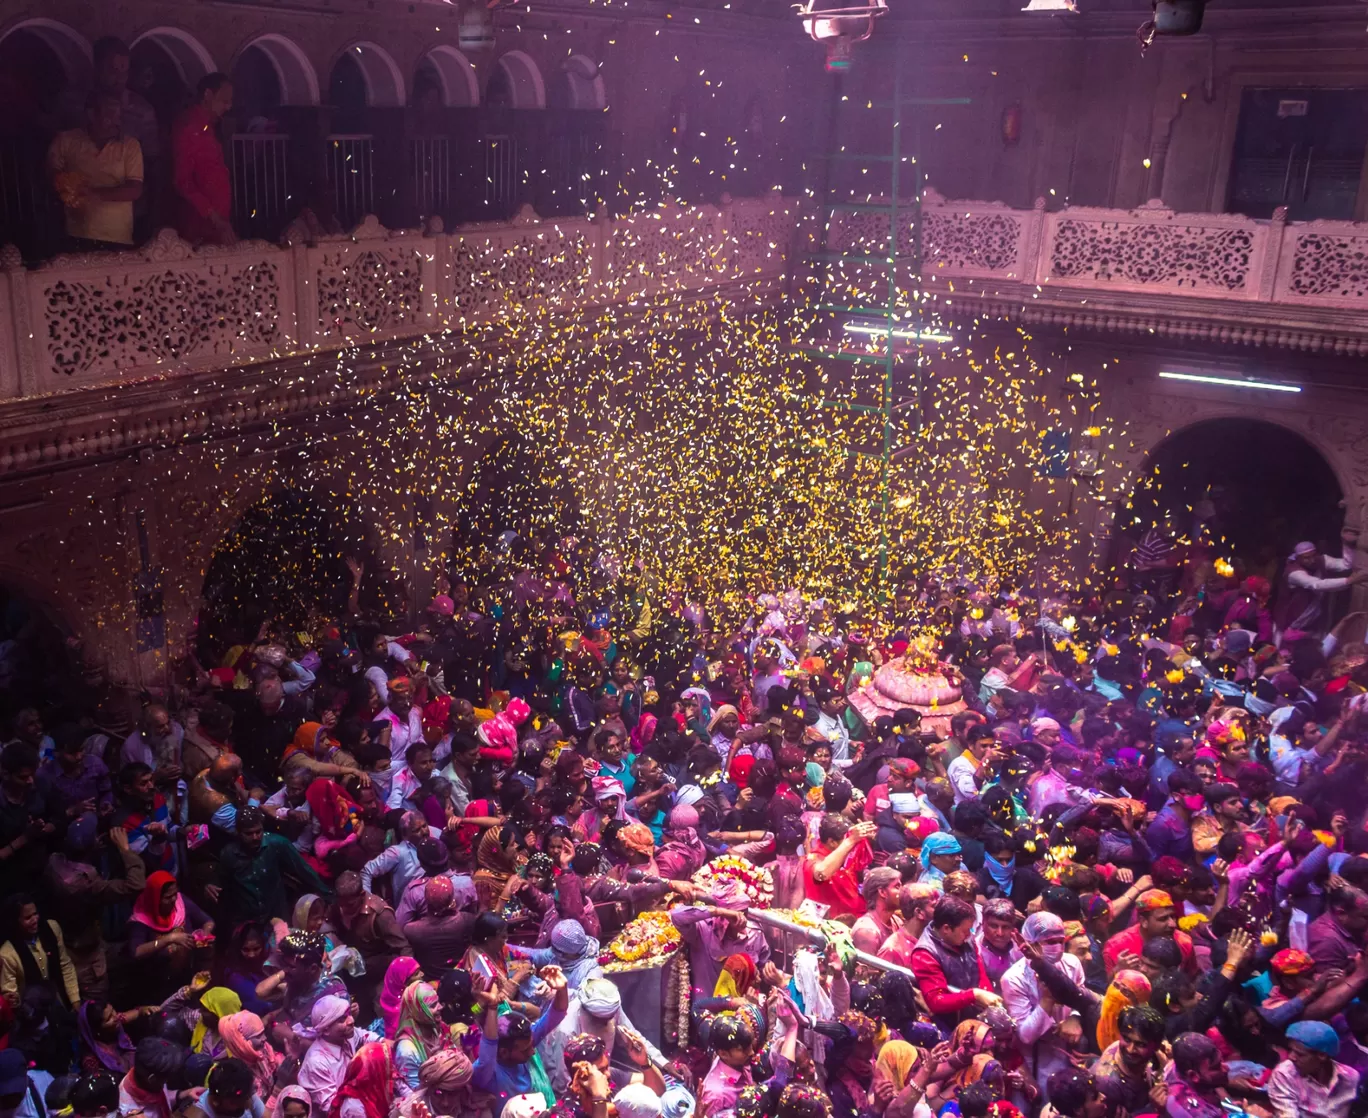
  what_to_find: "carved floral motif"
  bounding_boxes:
[924,211,1021,273]
[1050,218,1254,291]
[450,230,591,313]
[729,207,793,275]
[316,247,425,336]
[608,213,726,289]
[43,261,281,378]
[1286,232,1368,300]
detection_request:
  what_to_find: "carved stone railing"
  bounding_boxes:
[12,187,1368,404]
[0,193,801,401]
[823,189,1368,319]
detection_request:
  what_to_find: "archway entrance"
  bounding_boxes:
[1116,417,1344,581]
[198,490,392,664]
[0,582,80,729]
[450,431,581,582]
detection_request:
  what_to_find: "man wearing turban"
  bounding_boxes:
[1102,890,1197,978]
[1263,948,1333,1017]
[295,995,381,1114]
[379,676,424,775]
[537,976,665,1095]
[918,832,964,889]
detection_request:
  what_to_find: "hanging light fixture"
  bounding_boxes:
[1154,0,1207,32]
[1021,0,1077,11]
[458,4,495,51]
[1139,0,1207,48]
[795,0,888,71]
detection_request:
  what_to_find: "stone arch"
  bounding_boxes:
[553,54,605,111]
[1104,386,1368,571]
[489,50,545,109]
[129,27,217,85]
[448,427,580,580]
[334,41,406,108]
[196,485,395,662]
[1116,392,1361,515]
[235,33,320,106]
[420,45,479,107]
[0,18,91,88]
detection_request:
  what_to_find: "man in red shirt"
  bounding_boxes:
[802,816,876,920]
[1102,888,1198,977]
[908,895,1001,1031]
[878,882,939,968]
[172,73,235,245]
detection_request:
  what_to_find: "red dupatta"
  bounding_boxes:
[328,1040,392,1118]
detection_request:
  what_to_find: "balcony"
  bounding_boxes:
[0,193,798,475]
[7,188,1368,476]
[823,189,1368,355]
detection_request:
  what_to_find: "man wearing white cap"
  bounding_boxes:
[501,1095,549,1118]
[1276,529,1367,645]
[539,976,666,1094]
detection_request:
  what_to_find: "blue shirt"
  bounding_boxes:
[1148,754,1178,805]
[471,1002,567,1111]
[1145,801,1194,861]
[360,826,441,897]
[597,756,637,798]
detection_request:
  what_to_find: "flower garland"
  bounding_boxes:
[770,908,857,974]
[692,856,774,908]
[599,910,682,972]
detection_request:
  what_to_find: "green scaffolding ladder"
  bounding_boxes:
[793,54,969,597]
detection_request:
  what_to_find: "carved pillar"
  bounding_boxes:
[0,251,17,399]
[4,248,38,398]
[292,240,316,349]
[1146,127,1175,205]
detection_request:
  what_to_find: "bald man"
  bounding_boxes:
[187,753,251,836]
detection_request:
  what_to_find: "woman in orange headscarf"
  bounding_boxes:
[611,822,660,880]
[1096,969,1152,1051]
[280,722,370,784]
[218,1010,284,1106]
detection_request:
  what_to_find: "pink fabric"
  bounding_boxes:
[630,713,658,753]
[380,957,421,1036]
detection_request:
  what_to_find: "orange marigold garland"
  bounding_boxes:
[599,910,682,972]
[691,855,774,908]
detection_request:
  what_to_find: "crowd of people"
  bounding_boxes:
[2,524,1368,1118]
[42,36,238,252]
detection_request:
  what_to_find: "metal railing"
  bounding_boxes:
[230,134,290,240]
[544,129,601,216]
[326,134,375,229]
[0,136,62,260]
[482,135,518,212]
[411,136,451,219]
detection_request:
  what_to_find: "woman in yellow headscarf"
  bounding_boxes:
[191,986,242,1057]
[714,954,758,1001]
[1096,969,1152,1052]
[870,1039,921,1116]
[875,1040,919,1091]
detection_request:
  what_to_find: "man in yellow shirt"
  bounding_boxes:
[46,91,144,248]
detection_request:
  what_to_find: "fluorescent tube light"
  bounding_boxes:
[1022,0,1077,10]
[1158,371,1301,393]
[843,321,954,344]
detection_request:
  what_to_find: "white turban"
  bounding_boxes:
[614,1085,663,1118]
[578,977,622,1019]
[293,995,350,1040]
[501,1096,549,1118]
